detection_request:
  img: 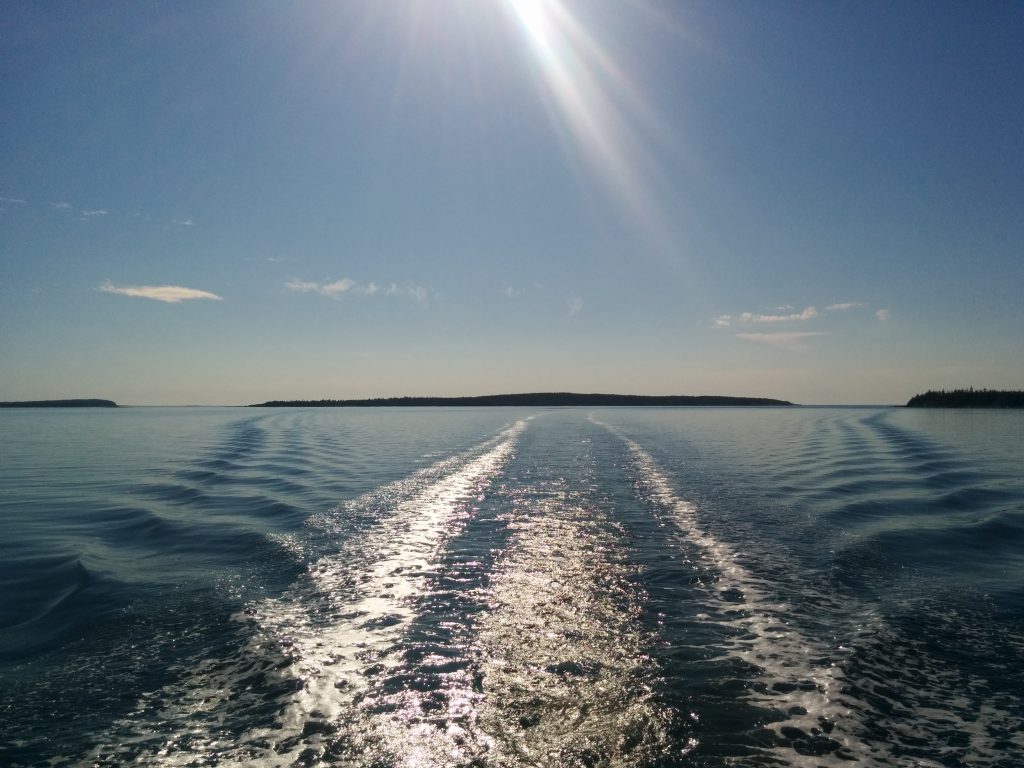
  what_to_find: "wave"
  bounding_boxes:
[328,422,692,766]
[75,420,527,767]
[0,553,120,659]
[598,410,1024,767]
[597,420,863,764]
[468,495,682,765]
[6,407,1022,768]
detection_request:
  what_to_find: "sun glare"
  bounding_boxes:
[502,0,674,253]
[510,0,554,47]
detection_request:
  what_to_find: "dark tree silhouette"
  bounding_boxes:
[906,389,1024,408]
[251,392,794,408]
[0,399,118,408]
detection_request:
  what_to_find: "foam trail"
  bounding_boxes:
[248,420,525,764]
[602,419,1024,767]
[78,420,526,768]
[593,418,869,765]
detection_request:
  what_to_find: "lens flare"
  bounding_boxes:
[504,0,675,252]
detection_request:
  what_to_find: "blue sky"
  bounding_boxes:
[2,0,1022,405]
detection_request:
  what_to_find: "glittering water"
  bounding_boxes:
[1,406,1022,767]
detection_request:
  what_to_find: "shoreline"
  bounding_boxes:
[248,392,795,408]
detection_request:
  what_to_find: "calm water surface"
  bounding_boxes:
[1,406,1022,767]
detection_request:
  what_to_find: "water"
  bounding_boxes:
[1,406,1022,767]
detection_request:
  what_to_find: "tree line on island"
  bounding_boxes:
[250,393,795,407]
[3,390,1022,408]
[0,399,118,408]
[905,388,1024,408]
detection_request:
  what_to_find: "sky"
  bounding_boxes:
[1,0,1022,405]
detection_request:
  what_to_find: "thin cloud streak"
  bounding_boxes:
[826,302,864,311]
[567,297,584,317]
[285,278,430,304]
[743,306,818,323]
[99,280,222,303]
[296,278,355,297]
[503,284,545,299]
[17,198,199,229]
[736,331,829,351]
[875,308,891,321]
[403,285,429,305]
[715,306,817,327]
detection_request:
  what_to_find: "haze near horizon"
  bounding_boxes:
[2,1,1022,405]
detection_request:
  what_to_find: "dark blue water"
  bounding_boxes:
[1,406,1022,767]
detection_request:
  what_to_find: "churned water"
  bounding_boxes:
[1,406,1022,767]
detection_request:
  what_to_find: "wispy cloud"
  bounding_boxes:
[875,308,891,321]
[715,306,818,327]
[286,277,355,297]
[825,301,865,311]
[28,199,198,229]
[736,331,829,351]
[284,279,320,293]
[0,196,26,204]
[403,285,429,305]
[567,297,584,317]
[745,306,818,323]
[99,280,222,303]
[503,283,545,299]
[286,278,430,304]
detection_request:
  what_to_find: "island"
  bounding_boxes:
[0,399,118,408]
[251,393,794,407]
[906,389,1024,408]
[0,403,118,409]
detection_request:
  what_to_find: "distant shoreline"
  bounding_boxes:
[906,389,1024,408]
[0,399,118,408]
[250,393,795,408]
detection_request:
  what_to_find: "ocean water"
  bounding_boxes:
[1,406,1022,767]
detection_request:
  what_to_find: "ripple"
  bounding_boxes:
[0,553,114,659]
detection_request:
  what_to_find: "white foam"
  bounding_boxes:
[594,416,1024,767]
[252,422,524,751]
[80,420,526,767]
[592,417,866,765]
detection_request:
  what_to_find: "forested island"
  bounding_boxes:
[906,389,1024,408]
[0,399,118,408]
[251,393,794,408]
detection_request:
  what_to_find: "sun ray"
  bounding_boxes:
[503,0,674,253]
